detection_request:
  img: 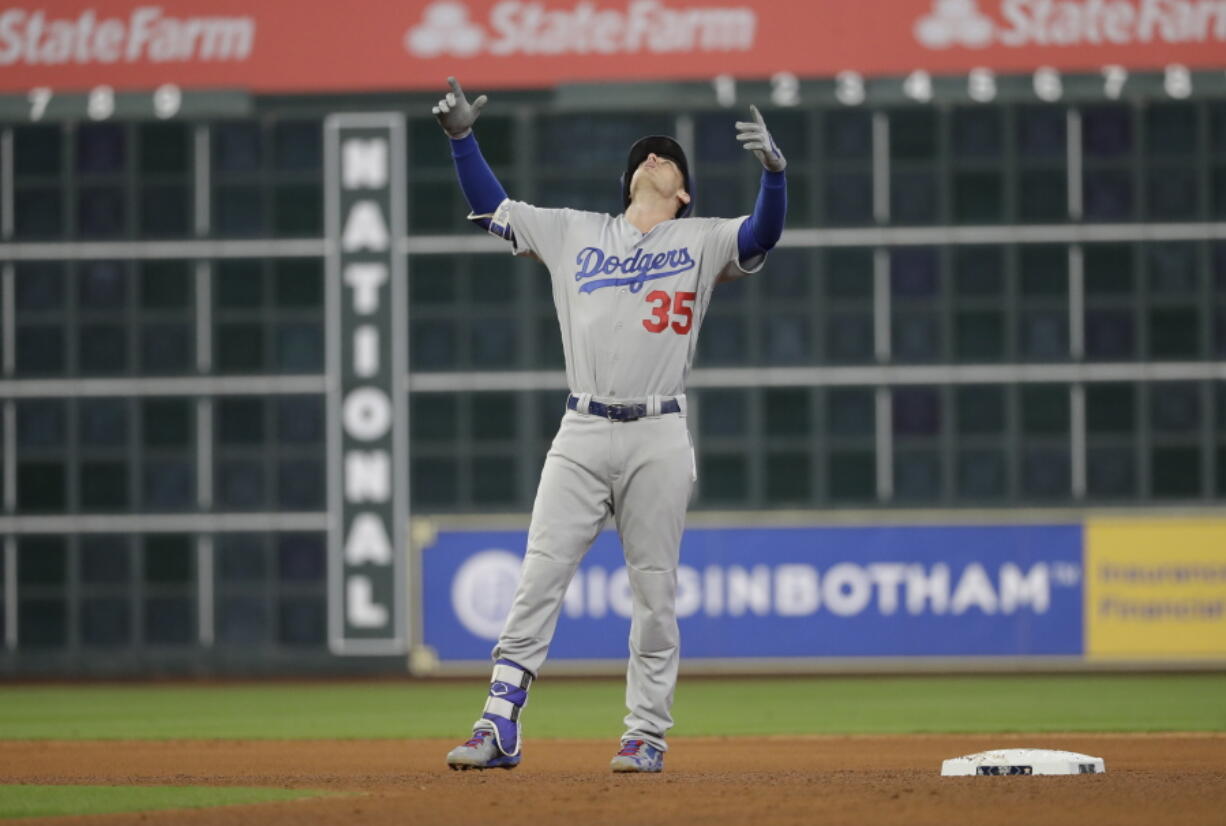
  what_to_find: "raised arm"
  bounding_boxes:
[735,105,787,267]
[433,77,507,229]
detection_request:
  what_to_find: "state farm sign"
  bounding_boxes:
[915,0,1226,49]
[404,0,757,57]
[0,0,1221,96]
[0,6,254,66]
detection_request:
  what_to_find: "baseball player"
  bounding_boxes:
[434,77,787,773]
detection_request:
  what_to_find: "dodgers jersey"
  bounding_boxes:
[490,198,763,400]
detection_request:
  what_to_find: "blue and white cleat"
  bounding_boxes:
[610,739,664,773]
[446,722,521,771]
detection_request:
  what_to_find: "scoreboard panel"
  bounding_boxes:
[0,66,1223,671]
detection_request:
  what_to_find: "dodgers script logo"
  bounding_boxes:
[574,246,695,294]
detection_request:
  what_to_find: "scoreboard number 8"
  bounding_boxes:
[1164,64,1191,99]
[87,86,114,120]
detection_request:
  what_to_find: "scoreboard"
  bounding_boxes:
[2,65,1224,125]
[0,86,250,122]
[0,0,1222,674]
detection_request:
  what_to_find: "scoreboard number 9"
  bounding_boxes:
[153,84,182,118]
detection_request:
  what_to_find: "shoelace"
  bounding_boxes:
[464,730,493,748]
[617,740,644,756]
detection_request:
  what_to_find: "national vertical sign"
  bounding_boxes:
[325,113,409,655]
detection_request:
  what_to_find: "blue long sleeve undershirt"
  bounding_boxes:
[736,169,787,262]
[449,133,507,222]
[449,134,787,263]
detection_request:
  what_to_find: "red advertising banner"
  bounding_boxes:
[0,0,1223,94]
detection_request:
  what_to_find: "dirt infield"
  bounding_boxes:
[3,734,1225,825]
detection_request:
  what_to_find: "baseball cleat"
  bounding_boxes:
[446,722,521,771]
[610,739,664,773]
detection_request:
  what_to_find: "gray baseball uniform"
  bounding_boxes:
[433,79,786,772]
[487,198,763,749]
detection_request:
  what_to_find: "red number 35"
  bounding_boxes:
[642,290,697,334]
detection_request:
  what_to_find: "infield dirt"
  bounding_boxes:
[2,734,1224,825]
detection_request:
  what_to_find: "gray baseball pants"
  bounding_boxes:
[491,404,695,751]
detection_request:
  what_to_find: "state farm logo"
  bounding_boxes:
[914,0,1226,49]
[0,7,255,66]
[406,2,484,57]
[915,0,993,48]
[405,0,757,58]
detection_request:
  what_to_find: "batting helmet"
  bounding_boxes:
[620,135,693,219]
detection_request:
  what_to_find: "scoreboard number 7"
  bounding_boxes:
[28,87,52,121]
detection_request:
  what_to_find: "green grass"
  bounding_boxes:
[0,785,332,819]
[676,674,1226,735]
[1,675,1223,740]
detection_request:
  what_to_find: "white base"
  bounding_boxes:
[941,748,1106,776]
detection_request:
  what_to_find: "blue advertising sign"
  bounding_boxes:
[422,524,1085,663]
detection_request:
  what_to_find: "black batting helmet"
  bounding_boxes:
[620,135,693,218]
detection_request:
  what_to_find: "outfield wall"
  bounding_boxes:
[413,514,1226,674]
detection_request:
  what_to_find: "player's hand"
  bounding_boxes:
[735,105,786,172]
[432,76,487,140]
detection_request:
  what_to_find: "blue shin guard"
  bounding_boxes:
[481,658,533,757]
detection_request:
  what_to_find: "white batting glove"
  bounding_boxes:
[735,105,787,172]
[432,76,488,140]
